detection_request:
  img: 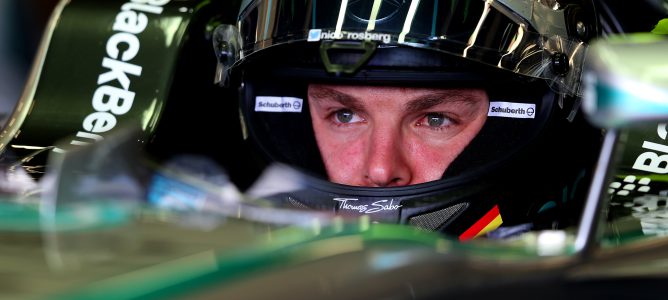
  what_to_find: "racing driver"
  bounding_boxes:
[214,0,605,240]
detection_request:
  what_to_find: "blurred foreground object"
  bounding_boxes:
[583,33,668,128]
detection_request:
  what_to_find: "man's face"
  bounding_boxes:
[308,84,489,187]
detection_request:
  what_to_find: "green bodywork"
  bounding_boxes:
[1,0,225,153]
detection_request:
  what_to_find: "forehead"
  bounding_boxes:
[308,84,488,100]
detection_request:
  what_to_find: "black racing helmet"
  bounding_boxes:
[213,0,603,239]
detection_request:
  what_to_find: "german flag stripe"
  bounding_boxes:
[459,205,503,241]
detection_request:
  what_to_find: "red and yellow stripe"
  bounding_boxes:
[459,205,503,241]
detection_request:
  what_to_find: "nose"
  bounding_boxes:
[363,128,411,187]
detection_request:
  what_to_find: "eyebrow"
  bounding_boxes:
[308,86,366,111]
[309,86,483,113]
[404,91,482,114]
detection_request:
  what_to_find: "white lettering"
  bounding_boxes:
[133,0,170,5]
[92,85,136,115]
[70,131,104,146]
[83,112,117,133]
[366,199,402,214]
[333,198,402,214]
[658,123,667,140]
[488,101,536,119]
[633,123,668,174]
[634,152,668,174]
[121,0,169,15]
[70,0,170,147]
[98,57,143,90]
[113,11,148,34]
[255,96,303,113]
[106,32,141,61]
[643,141,668,154]
[309,29,392,44]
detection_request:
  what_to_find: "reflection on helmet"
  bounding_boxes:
[216,0,604,239]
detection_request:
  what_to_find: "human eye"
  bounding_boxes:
[416,112,456,131]
[332,108,364,125]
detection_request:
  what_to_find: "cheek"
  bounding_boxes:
[405,143,457,182]
[405,117,487,182]
[311,124,366,183]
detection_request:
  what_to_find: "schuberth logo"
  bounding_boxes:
[255,96,303,113]
[488,101,536,119]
